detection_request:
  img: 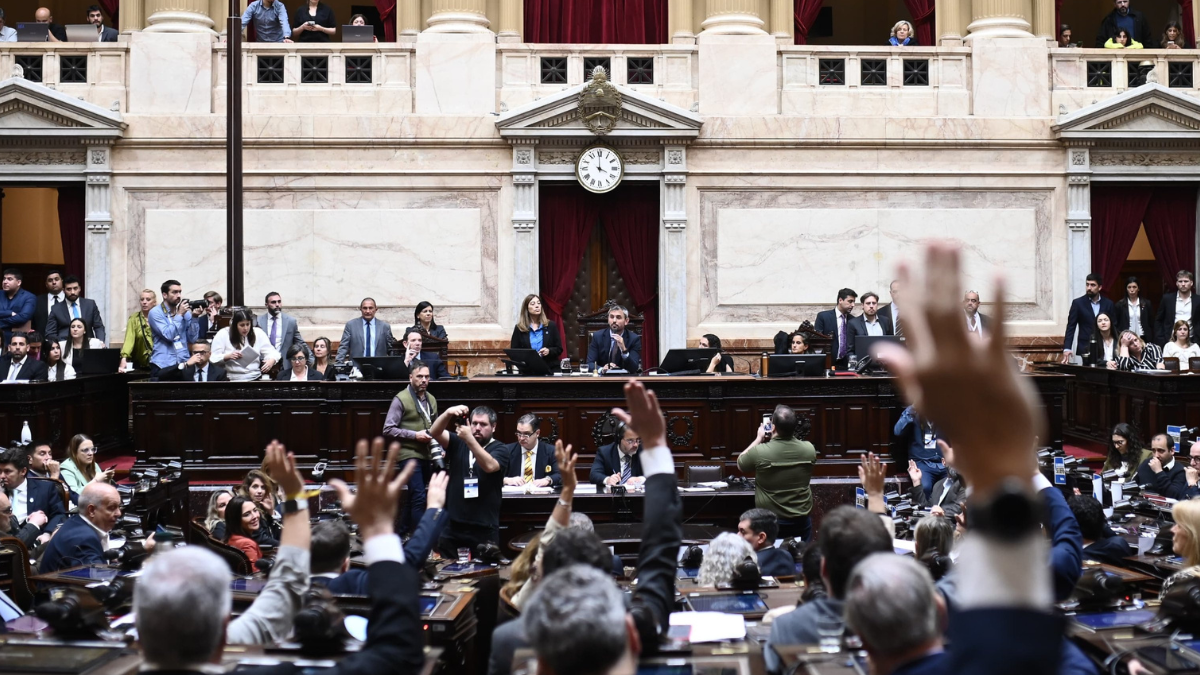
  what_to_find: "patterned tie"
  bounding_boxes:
[269,318,278,348]
[620,456,631,484]
[839,313,848,359]
[523,451,534,483]
[894,309,904,337]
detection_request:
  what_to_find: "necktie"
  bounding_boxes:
[52,295,60,306]
[609,335,620,366]
[197,367,204,382]
[270,318,278,348]
[71,302,79,320]
[620,456,631,484]
[894,308,904,337]
[365,320,373,357]
[523,451,534,483]
[839,313,848,358]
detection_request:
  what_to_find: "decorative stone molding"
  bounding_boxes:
[1091,152,1200,167]
[143,0,216,33]
[0,150,85,165]
[623,151,661,165]
[539,151,577,165]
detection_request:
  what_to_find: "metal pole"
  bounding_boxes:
[226,0,245,306]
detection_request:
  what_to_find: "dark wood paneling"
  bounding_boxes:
[0,373,136,455]
[1051,364,1200,447]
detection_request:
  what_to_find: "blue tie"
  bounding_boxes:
[620,456,631,484]
[365,320,373,357]
[71,302,79,320]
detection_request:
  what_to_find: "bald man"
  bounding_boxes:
[34,7,66,42]
[38,483,122,573]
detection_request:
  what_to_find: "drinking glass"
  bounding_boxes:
[457,547,471,564]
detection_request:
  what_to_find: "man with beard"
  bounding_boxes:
[906,440,965,522]
[585,305,642,373]
[849,291,893,360]
[1062,273,1115,364]
[1156,270,1200,347]
[382,360,437,537]
[258,292,311,365]
[148,279,198,380]
[1094,0,1151,48]
[428,404,507,556]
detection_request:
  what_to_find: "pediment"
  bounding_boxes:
[497,82,702,140]
[1054,83,1200,142]
[0,77,124,139]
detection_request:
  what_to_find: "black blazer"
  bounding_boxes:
[1136,458,1189,500]
[275,366,325,381]
[21,477,68,532]
[510,321,563,369]
[756,546,796,578]
[1156,292,1200,346]
[813,309,850,337]
[0,355,49,382]
[1082,536,1135,567]
[46,297,106,343]
[32,294,56,337]
[1063,295,1117,353]
[1113,297,1155,343]
[630,472,683,659]
[847,314,894,355]
[38,514,104,573]
[589,442,643,485]
[501,440,561,487]
[585,329,642,372]
[157,362,229,382]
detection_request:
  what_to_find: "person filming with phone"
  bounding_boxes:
[736,404,818,541]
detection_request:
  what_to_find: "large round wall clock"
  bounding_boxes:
[575,145,624,194]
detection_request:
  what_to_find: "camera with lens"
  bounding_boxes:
[429,438,446,472]
[185,298,209,311]
[36,587,109,639]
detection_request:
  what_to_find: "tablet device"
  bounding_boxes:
[418,594,441,615]
[230,578,269,593]
[64,24,100,42]
[675,567,700,580]
[684,592,769,614]
[439,562,494,575]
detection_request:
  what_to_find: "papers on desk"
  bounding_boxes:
[235,345,260,368]
[1134,368,1172,374]
[501,485,555,495]
[669,611,747,643]
[679,487,716,493]
[697,481,728,489]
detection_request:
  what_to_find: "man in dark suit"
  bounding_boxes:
[39,482,122,573]
[737,508,796,578]
[337,297,394,362]
[156,341,229,382]
[1136,432,1189,499]
[585,304,642,372]
[398,329,450,380]
[501,414,561,488]
[86,5,118,41]
[259,292,312,366]
[0,333,48,382]
[815,288,857,369]
[0,491,44,549]
[878,279,903,338]
[848,291,893,359]
[31,269,63,338]
[133,438,426,675]
[1061,273,1116,363]
[0,446,67,534]
[963,290,991,340]
[1155,270,1200,346]
[45,275,106,343]
[589,420,643,487]
[1068,494,1134,567]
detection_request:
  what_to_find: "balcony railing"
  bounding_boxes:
[0,44,128,112]
[1052,48,1200,112]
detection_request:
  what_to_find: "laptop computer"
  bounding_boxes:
[502,349,552,376]
[78,348,122,375]
[766,354,826,377]
[353,356,408,380]
[64,23,100,42]
[15,23,49,42]
[658,348,719,374]
[342,25,375,42]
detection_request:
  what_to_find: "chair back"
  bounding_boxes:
[190,517,213,547]
[1164,357,1181,372]
[685,462,723,486]
[577,300,643,364]
[417,330,450,360]
[1189,357,1200,371]
[0,537,35,611]
[192,522,252,575]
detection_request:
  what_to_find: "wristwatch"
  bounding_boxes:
[281,497,310,515]
[966,479,1041,542]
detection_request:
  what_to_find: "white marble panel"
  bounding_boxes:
[415,32,497,114]
[697,33,777,115]
[128,32,213,114]
[243,211,317,306]
[971,37,1050,117]
[144,209,226,300]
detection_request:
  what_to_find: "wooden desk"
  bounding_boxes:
[501,493,755,545]
[1047,364,1200,446]
[130,374,1068,480]
[0,373,137,453]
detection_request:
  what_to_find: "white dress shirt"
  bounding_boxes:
[889,303,900,328]
[194,363,210,382]
[289,367,309,381]
[266,315,284,352]
[81,513,111,551]
[1177,294,1193,328]
[5,357,26,381]
[210,327,281,381]
[11,480,27,523]
[1127,299,1142,337]
[46,292,63,313]
[966,311,984,339]
[47,360,76,382]
[1101,338,1115,362]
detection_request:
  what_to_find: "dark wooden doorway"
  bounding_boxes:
[560,223,633,361]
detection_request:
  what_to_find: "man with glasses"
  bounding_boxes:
[501,413,560,488]
[1183,440,1200,500]
[157,341,227,381]
[589,420,643,488]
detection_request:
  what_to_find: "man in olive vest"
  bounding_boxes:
[383,359,438,536]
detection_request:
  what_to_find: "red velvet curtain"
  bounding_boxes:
[1143,186,1199,285]
[375,0,396,41]
[1055,0,1064,38]
[1091,186,1153,293]
[1181,1,1196,48]
[56,186,86,280]
[539,185,598,351]
[902,0,935,46]
[600,184,659,367]
[98,0,118,27]
[525,0,666,44]
[793,0,824,45]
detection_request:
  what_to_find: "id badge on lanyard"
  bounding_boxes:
[464,476,479,499]
[923,428,937,451]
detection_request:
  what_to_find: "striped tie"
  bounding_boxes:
[620,456,631,484]
[523,451,534,483]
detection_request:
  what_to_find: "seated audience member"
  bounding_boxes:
[61,318,102,370]
[205,489,233,540]
[60,433,111,494]
[157,341,226,382]
[913,514,955,582]
[0,333,48,381]
[1162,20,1188,48]
[1160,319,1200,369]
[1094,0,1151,48]
[1161,499,1200,597]
[738,405,817,540]
[1059,23,1075,47]
[85,5,117,40]
[399,329,449,380]
[1085,312,1117,369]
[224,495,268,563]
[788,332,809,354]
[0,490,44,549]
[502,413,561,488]
[1062,273,1116,363]
[738,508,796,578]
[566,512,625,577]
[585,304,643,373]
[849,292,892,352]
[589,420,644,488]
[25,440,59,480]
[276,344,323,380]
[1186,441,1200,499]
[25,330,43,361]
[698,532,757,587]
[1030,472,1085,603]
[815,288,857,369]
[1068,494,1134,566]
[1105,28,1142,49]
[118,289,156,372]
[1102,422,1150,476]
[427,405,507,557]
[239,469,282,546]
[1,447,66,533]
[136,438,423,670]
[242,0,291,42]
[290,0,335,41]
[41,339,74,381]
[38,482,123,573]
[889,20,915,45]
[1114,276,1154,344]
[211,308,280,381]
[799,541,826,602]
[0,268,34,349]
[34,7,67,42]
[502,442,580,612]
[511,294,562,371]
[410,300,448,340]
[765,506,893,673]
[895,405,945,496]
[1136,432,1189,499]
[906,440,965,521]
[349,13,378,41]
[311,336,336,379]
[844,555,950,675]
[700,333,736,373]
[0,9,14,41]
[336,298,393,362]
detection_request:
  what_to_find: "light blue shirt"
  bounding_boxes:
[148,303,195,369]
[530,325,544,352]
[0,26,16,42]
[242,0,290,43]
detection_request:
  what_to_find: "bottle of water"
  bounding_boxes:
[20,421,31,445]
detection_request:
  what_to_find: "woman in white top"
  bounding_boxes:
[42,340,75,382]
[210,308,280,381]
[1087,312,1117,369]
[1161,319,1200,370]
[60,318,105,372]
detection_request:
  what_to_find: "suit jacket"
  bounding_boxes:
[337,317,393,361]
[1082,535,1136,567]
[45,298,105,343]
[1136,459,1190,500]
[1155,292,1200,346]
[589,442,643,485]
[37,514,105,573]
[1040,486,1083,603]
[908,472,966,518]
[510,321,564,369]
[1113,297,1155,344]
[0,355,49,382]
[1063,294,1116,353]
[258,312,312,364]
[274,366,324,381]
[156,362,229,382]
[756,546,796,578]
[584,329,642,372]
[22,477,68,531]
[847,314,893,355]
[502,440,561,487]
[31,293,61,337]
[0,288,35,346]
[99,26,118,42]
[7,514,42,549]
[630,472,683,660]
[813,309,849,337]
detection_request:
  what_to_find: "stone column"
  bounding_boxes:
[398,0,420,41]
[1066,147,1092,317]
[497,0,520,42]
[966,0,1032,38]
[700,0,765,35]
[669,0,693,44]
[120,0,145,32]
[426,0,491,32]
[660,143,688,353]
[768,0,791,45]
[1031,0,1055,41]
[143,0,216,32]
[83,143,113,341]
[936,0,962,44]
[511,141,539,325]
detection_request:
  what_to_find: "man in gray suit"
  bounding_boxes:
[336,298,393,362]
[258,292,312,365]
[45,275,105,343]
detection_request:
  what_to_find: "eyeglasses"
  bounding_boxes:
[81,447,96,454]
[515,431,536,439]
[0,507,11,515]
[291,354,306,362]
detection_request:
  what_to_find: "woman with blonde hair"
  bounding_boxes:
[1160,500,1200,597]
[1115,330,1161,371]
[697,532,758,587]
[1161,320,1200,370]
[889,20,915,46]
[118,289,157,372]
[509,293,563,372]
[60,433,112,493]
[205,489,234,539]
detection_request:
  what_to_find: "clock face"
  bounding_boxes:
[576,146,624,194]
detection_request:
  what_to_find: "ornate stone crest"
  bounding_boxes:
[578,66,622,136]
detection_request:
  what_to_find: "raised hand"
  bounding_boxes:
[556,440,577,494]
[858,452,886,497]
[329,437,415,540]
[426,471,449,510]
[907,459,922,486]
[612,380,666,449]
[264,440,304,498]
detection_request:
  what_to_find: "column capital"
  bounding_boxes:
[700,0,766,35]
[426,0,491,32]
